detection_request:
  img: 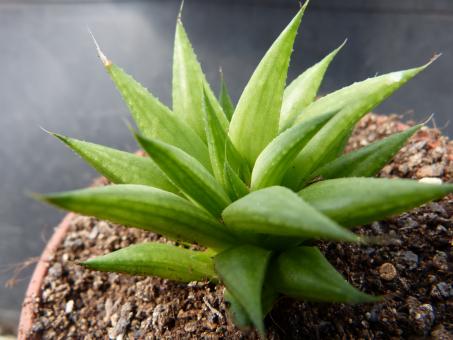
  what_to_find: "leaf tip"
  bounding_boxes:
[177,0,185,22]
[426,52,442,67]
[78,260,89,267]
[338,38,348,51]
[416,52,442,73]
[299,0,310,11]
[39,126,52,135]
[326,38,348,61]
[41,126,66,141]
[78,258,97,269]
[351,292,382,304]
[41,127,70,144]
[28,192,53,204]
[87,28,112,67]
[421,113,435,126]
[294,0,308,23]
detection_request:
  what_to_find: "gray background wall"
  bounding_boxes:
[1,0,452,333]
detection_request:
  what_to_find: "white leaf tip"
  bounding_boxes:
[39,126,56,136]
[87,28,112,67]
[299,0,310,10]
[421,113,435,126]
[178,0,185,21]
[420,53,442,70]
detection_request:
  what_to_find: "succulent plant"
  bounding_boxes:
[38,3,451,336]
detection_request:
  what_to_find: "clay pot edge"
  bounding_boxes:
[17,212,76,339]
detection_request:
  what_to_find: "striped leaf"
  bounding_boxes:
[251,111,335,190]
[293,56,439,125]
[299,177,453,226]
[312,124,421,180]
[223,160,250,201]
[135,133,231,218]
[203,87,249,185]
[82,242,216,282]
[173,20,228,140]
[51,133,179,194]
[104,63,211,170]
[222,186,358,242]
[271,246,379,303]
[219,70,235,121]
[215,245,271,336]
[284,63,432,190]
[280,40,346,131]
[229,5,307,167]
[38,185,234,250]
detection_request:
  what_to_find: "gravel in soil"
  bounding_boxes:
[28,114,453,339]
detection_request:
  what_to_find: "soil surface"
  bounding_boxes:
[28,114,453,339]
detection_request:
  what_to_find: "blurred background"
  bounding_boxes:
[1,0,452,334]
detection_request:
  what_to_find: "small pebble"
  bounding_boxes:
[88,226,99,240]
[427,203,448,217]
[402,217,418,229]
[418,177,443,185]
[47,263,63,279]
[398,251,418,270]
[184,321,198,332]
[431,282,452,299]
[408,153,423,167]
[432,251,449,271]
[413,304,435,335]
[371,221,383,233]
[65,300,74,314]
[431,325,452,340]
[379,263,397,281]
[416,164,444,178]
[436,225,448,233]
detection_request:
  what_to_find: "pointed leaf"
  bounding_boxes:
[251,111,336,190]
[52,133,179,194]
[325,126,354,162]
[203,87,249,185]
[219,70,235,120]
[38,184,234,249]
[104,63,211,169]
[173,20,228,139]
[312,124,421,180]
[280,40,346,130]
[224,289,252,328]
[271,246,379,303]
[293,56,439,125]
[222,186,358,242]
[229,6,307,167]
[224,283,278,330]
[223,160,250,201]
[299,177,453,227]
[136,133,231,218]
[82,242,216,282]
[215,245,272,336]
[284,63,431,189]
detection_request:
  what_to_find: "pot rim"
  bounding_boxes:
[17,212,76,339]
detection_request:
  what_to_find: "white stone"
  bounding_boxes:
[418,177,443,185]
[65,300,74,314]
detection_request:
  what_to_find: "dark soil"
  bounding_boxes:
[28,114,453,339]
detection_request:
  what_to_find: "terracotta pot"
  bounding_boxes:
[17,213,76,339]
